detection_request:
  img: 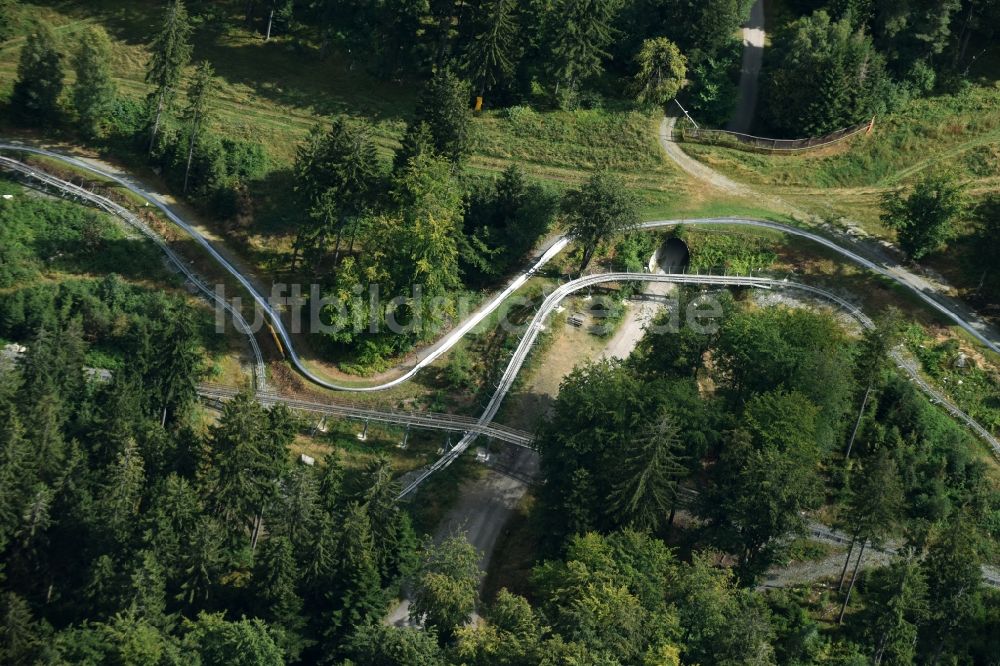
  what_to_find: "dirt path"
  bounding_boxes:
[385,446,538,628]
[728,0,766,134]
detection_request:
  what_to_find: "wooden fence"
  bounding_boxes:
[677,116,875,153]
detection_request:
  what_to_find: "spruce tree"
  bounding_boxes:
[11,21,63,125]
[145,0,192,155]
[0,0,17,43]
[633,37,687,110]
[100,438,146,547]
[181,61,215,193]
[544,0,619,104]
[253,536,309,660]
[859,558,928,666]
[152,305,200,428]
[413,68,472,164]
[463,0,517,99]
[71,26,117,138]
[409,535,482,643]
[325,502,384,648]
[608,410,687,532]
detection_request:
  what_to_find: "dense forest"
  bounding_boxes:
[2,282,997,664]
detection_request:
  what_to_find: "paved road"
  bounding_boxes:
[728,0,766,133]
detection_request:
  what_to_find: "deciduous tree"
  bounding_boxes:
[881,171,964,260]
[561,171,640,272]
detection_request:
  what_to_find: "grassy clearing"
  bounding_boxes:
[0,177,248,374]
[903,324,1000,438]
[682,84,1000,189]
[0,2,691,197]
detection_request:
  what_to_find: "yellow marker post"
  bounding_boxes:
[475,96,483,112]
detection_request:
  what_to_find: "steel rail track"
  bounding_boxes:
[197,384,535,447]
[0,147,995,492]
[0,155,268,391]
[398,272,999,497]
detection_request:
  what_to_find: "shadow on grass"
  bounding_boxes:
[33,0,414,123]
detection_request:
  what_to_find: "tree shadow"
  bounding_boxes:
[33,0,414,123]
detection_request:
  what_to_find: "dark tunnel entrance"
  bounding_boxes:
[656,237,690,273]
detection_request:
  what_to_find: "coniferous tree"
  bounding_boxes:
[181,61,215,194]
[608,409,687,533]
[463,0,517,99]
[152,306,200,428]
[127,550,171,630]
[145,0,192,155]
[324,501,384,649]
[844,308,904,461]
[544,0,620,104]
[633,37,687,110]
[393,121,436,175]
[413,68,472,164]
[858,558,929,666]
[0,591,47,665]
[836,449,904,622]
[292,117,382,271]
[10,21,63,125]
[71,26,117,138]
[409,534,482,643]
[0,0,17,43]
[99,438,146,547]
[253,536,309,660]
[919,515,984,662]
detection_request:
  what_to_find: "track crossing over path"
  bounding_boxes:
[1,144,997,492]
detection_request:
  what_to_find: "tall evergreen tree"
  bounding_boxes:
[858,558,928,666]
[11,21,63,126]
[0,0,17,43]
[544,0,620,103]
[71,26,117,138]
[844,308,904,461]
[919,515,984,662]
[152,305,200,428]
[608,409,687,533]
[99,438,146,547]
[632,37,687,109]
[292,117,382,271]
[413,68,472,164]
[324,501,384,649]
[253,536,309,660]
[836,449,904,622]
[145,0,192,155]
[181,61,215,194]
[409,535,482,643]
[463,0,517,99]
